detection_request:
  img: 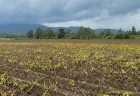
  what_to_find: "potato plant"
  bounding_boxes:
[0,39,140,96]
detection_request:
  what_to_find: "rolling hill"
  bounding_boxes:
[0,24,46,33]
[0,24,119,33]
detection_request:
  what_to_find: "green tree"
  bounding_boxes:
[114,33,124,39]
[98,29,113,39]
[138,31,140,35]
[118,28,123,33]
[99,31,105,38]
[76,26,84,39]
[124,32,131,39]
[132,26,136,35]
[103,29,113,39]
[65,29,75,39]
[131,26,137,38]
[76,26,95,39]
[57,28,66,39]
[105,29,113,36]
[46,28,54,39]
[114,29,124,39]
[90,29,96,38]
[35,27,44,39]
[86,27,93,39]
[26,30,34,38]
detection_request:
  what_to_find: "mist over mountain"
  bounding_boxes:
[0,24,119,33]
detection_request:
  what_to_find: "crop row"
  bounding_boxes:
[0,40,140,96]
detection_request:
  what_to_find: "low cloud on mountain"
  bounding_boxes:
[0,0,140,29]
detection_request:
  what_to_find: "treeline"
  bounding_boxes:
[0,33,25,39]
[27,27,95,39]
[26,26,140,39]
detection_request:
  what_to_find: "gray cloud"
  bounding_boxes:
[0,0,140,29]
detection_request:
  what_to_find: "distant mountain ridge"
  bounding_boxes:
[50,26,80,32]
[0,24,46,33]
[0,24,119,33]
[94,29,119,33]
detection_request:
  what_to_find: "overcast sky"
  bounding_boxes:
[0,0,140,30]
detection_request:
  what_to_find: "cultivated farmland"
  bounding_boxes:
[0,40,140,96]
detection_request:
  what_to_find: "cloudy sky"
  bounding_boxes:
[0,0,140,30]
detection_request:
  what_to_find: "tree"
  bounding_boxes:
[114,29,124,39]
[86,27,95,39]
[103,29,113,39]
[124,33,131,39]
[26,30,34,38]
[130,26,137,39]
[65,29,75,39]
[132,26,136,34]
[105,29,112,36]
[35,27,44,39]
[118,28,123,33]
[99,31,105,38]
[57,28,66,39]
[114,33,124,39]
[138,31,140,35]
[76,26,95,39]
[76,26,84,39]
[132,26,137,38]
[46,28,54,39]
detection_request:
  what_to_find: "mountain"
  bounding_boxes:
[0,24,46,33]
[0,24,119,33]
[0,24,80,33]
[50,26,80,32]
[50,27,119,33]
[94,29,119,33]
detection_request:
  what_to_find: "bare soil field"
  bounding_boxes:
[0,39,140,96]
